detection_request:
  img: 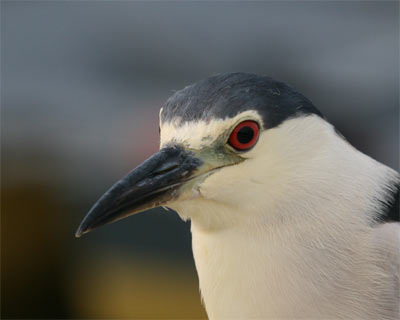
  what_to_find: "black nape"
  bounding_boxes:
[161,72,323,130]
[379,182,399,222]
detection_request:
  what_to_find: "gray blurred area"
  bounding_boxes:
[1,1,398,318]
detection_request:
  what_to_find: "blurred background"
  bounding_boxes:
[1,1,398,319]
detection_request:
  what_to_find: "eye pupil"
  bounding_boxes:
[237,126,254,144]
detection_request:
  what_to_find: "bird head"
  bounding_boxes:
[76,73,326,236]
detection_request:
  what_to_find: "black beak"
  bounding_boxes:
[75,145,202,237]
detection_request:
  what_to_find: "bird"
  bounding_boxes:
[76,72,399,319]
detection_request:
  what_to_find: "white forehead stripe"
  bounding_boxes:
[160,110,263,149]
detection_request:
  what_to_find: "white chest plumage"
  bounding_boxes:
[191,219,399,319]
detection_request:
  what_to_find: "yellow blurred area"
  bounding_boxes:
[69,252,207,319]
[1,183,206,318]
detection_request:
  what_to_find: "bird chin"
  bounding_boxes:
[167,172,209,206]
[163,169,220,220]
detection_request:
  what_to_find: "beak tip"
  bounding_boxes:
[75,228,83,238]
[75,222,90,238]
[75,230,82,238]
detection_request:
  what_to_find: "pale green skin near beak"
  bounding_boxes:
[75,135,244,237]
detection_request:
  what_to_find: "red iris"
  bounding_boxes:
[228,121,260,151]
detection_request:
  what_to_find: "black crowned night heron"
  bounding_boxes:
[76,73,399,319]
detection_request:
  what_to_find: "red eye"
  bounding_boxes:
[228,121,260,151]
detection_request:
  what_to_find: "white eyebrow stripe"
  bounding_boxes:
[159,110,263,149]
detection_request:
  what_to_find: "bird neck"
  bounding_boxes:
[188,118,399,318]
